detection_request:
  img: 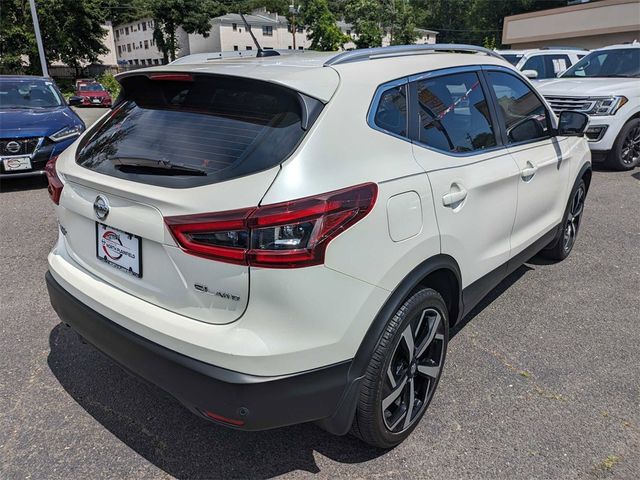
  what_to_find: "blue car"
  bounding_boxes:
[0,76,85,179]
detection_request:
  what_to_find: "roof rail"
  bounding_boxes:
[324,44,504,66]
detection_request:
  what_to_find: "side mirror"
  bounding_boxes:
[557,111,589,136]
[68,96,83,106]
[522,69,538,79]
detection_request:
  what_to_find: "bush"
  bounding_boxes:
[97,72,121,98]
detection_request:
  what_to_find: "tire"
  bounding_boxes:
[351,288,449,448]
[606,118,640,171]
[541,179,586,261]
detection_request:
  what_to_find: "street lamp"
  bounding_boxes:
[29,0,48,76]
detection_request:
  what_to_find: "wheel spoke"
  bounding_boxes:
[401,325,415,362]
[387,362,397,389]
[416,311,441,359]
[417,364,440,378]
[403,379,415,429]
[382,377,407,410]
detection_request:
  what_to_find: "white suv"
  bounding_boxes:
[45,45,592,448]
[536,43,640,170]
[496,48,588,80]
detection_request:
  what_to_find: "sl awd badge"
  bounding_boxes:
[194,283,240,302]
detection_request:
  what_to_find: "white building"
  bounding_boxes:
[112,10,438,66]
[113,18,184,66]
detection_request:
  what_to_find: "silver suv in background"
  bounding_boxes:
[497,48,588,80]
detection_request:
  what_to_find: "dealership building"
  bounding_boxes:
[502,0,640,50]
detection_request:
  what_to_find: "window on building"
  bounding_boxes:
[232,23,237,31]
[262,26,273,36]
[117,45,122,55]
[127,44,131,52]
[139,41,142,48]
[298,46,303,50]
[125,27,129,35]
[288,46,292,50]
[144,40,149,49]
[233,45,239,51]
[287,25,292,33]
[147,59,152,64]
[297,25,303,33]
[134,59,139,65]
[486,71,551,144]
[373,85,408,138]
[142,22,147,31]
[128,60,133,65]
[246,46,252,50]
[412,72,497,153]
[149,20,153,28]
[153,59,159,65]
[115,30,119,39]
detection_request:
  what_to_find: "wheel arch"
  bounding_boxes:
[317,254,462,435]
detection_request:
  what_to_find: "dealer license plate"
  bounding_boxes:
[96,223,142,277]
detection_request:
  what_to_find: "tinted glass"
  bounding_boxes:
[522,55,546,78]
[487,71,551,144]
[77,74,312,187]
[562,48,640,78]
[373,85,408,137]
[414,72,497,153]
[0,78,63,108]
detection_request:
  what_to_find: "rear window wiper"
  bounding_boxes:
[112,158,208,176]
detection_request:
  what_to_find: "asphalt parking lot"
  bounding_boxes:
[1,107,639,479]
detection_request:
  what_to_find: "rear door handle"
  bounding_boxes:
[442,187,467,207]
[521,162,538,179]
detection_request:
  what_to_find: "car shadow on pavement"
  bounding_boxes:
[47,325,385,479]
[0,176,47,193]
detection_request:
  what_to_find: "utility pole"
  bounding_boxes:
[29,0,48,76]
[289,4,299,50]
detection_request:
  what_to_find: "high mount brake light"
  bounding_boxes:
[165,183,378,268]
[45,155,63,205]
[148,73,193,82]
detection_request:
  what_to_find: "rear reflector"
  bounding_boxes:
[165,183,378,268]
[44,155,63,205]
[203,410,245,426]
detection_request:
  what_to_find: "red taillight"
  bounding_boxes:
[44,155,63,205]
[149,73,193,82]
[165,183,378,268]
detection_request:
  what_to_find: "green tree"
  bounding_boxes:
[386,0,418,46]
[300,0,347,51]
[0,0,107,75]
[149,0,223,62]
[344,0,383,48]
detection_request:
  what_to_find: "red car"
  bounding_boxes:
[73,82,112,107]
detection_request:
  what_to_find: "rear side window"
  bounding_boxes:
[486,71,552,144]
[77,74,316,187]
[413,72,497,153]
[373,84,408,137]
[546,54,571,77]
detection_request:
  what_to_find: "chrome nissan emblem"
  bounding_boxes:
[6,141,21,154]
[93,195,110,221]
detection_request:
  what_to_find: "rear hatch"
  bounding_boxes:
[56,71,325,324]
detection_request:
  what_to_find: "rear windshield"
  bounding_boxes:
[76,74,316,187]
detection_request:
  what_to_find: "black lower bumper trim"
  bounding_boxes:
[46,271,352,431]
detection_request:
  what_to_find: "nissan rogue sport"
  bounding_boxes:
[45,45,591,448]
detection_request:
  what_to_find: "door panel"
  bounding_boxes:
[410,69,520,289]
[484,69,570,256]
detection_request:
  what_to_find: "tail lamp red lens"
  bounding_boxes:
[165,183,378,268]
[44,155,63,205]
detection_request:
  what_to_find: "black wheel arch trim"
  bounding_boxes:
[317,254,462,435]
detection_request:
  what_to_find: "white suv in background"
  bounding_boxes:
[537,43,640,170]
[496,47,588,80]
[45,45,592,448]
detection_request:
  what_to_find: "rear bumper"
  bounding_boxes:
[46,271,352,431]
